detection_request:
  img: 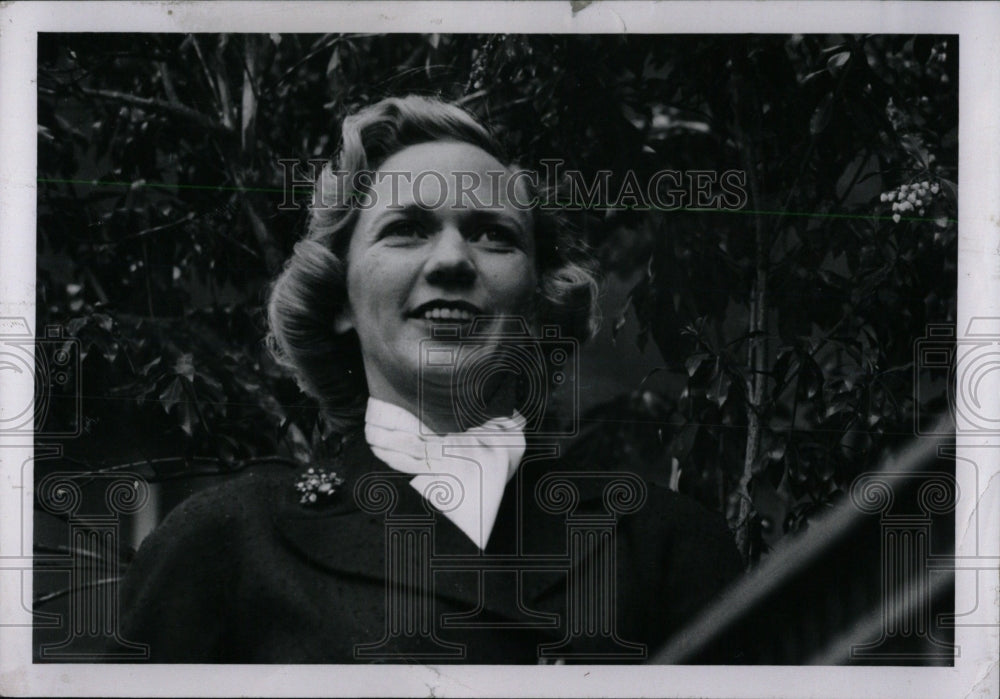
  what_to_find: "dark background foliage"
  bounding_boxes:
[36,33,957,564]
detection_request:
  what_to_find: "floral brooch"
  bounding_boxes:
[294,467,345,506]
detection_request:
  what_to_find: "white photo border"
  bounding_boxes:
[1,1,998,697]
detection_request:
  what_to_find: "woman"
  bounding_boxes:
[119,95,742,663]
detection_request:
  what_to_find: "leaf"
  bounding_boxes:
[900,134,931,168]
[241,66,257,151]
[612,311,628,341]
[796,354,824,401]
[771,348,796,401]
[835,151,881,203]
[766,439,787,462]
[134,378,161,405]
[706,368,732,407]
[685,352,710,377]
[175,395,196,436]
[826,51,850,76]
[284,422,312,463]
[138,356,162,377]
[326,46,341,76]
[101,339,119,364]
[636,327,649,354]
[799,68,827,86]
[159,374,201,437]
[173,353,195,381]
[67,317,88,336]
[939,178,958,201]
[810,93,833,135]
[670,423,699,460]
[817,269,846,290]
[92,313,114,333]
[215,433,240,465]
[195,369,224,395]
[751,428,786,475]
[158,376,184,414]
[912,36,933,64]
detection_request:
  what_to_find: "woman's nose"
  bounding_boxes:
[424,226,476,286]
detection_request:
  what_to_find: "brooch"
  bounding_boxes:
[294,467,345,505]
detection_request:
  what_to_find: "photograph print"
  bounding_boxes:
[30,30,961,668]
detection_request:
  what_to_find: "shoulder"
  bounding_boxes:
[127,445,372,571]
[641,482,736,549]
[150,466,294,542]
[532,451,741,578]
[634,481,743,594]
[561,467,743,587]
[123,465,296,591]
[123,459,334,603]
[118,463,314,661]
[542,456,736,550]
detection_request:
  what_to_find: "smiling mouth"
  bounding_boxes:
[408,301,483,322]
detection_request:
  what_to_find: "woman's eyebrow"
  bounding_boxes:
[464,209,530,235]
[367,202,429,228]
[368,202,530,233]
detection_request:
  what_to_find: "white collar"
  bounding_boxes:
[363,398,526,550]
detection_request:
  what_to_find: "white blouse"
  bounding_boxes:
[363,397,527,550]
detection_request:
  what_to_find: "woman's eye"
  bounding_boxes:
[380,221,426,241]
[473,227,518,248]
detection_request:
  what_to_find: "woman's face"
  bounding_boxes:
[337,140,538,417]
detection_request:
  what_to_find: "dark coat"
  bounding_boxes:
[119,433,742,663]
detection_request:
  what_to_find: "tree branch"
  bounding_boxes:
[34,577,120,607]
[79,87,231,134]
[731,52,769,565]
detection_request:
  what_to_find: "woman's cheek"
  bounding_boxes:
[496,259,537,314]
[353,253,392,306]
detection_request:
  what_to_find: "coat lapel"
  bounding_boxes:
[269,429,631,648]
[511,450,625,607]
[270,433,404,582]
[270,433,570,626]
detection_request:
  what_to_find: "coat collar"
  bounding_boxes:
[270,431,627,623]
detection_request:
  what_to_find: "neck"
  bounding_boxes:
[368,379,519,435]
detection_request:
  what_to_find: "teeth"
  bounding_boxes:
[422,308,474,320]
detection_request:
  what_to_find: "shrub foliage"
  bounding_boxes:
[37,34,957,563]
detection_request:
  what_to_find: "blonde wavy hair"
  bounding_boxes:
[267,95,600,431]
